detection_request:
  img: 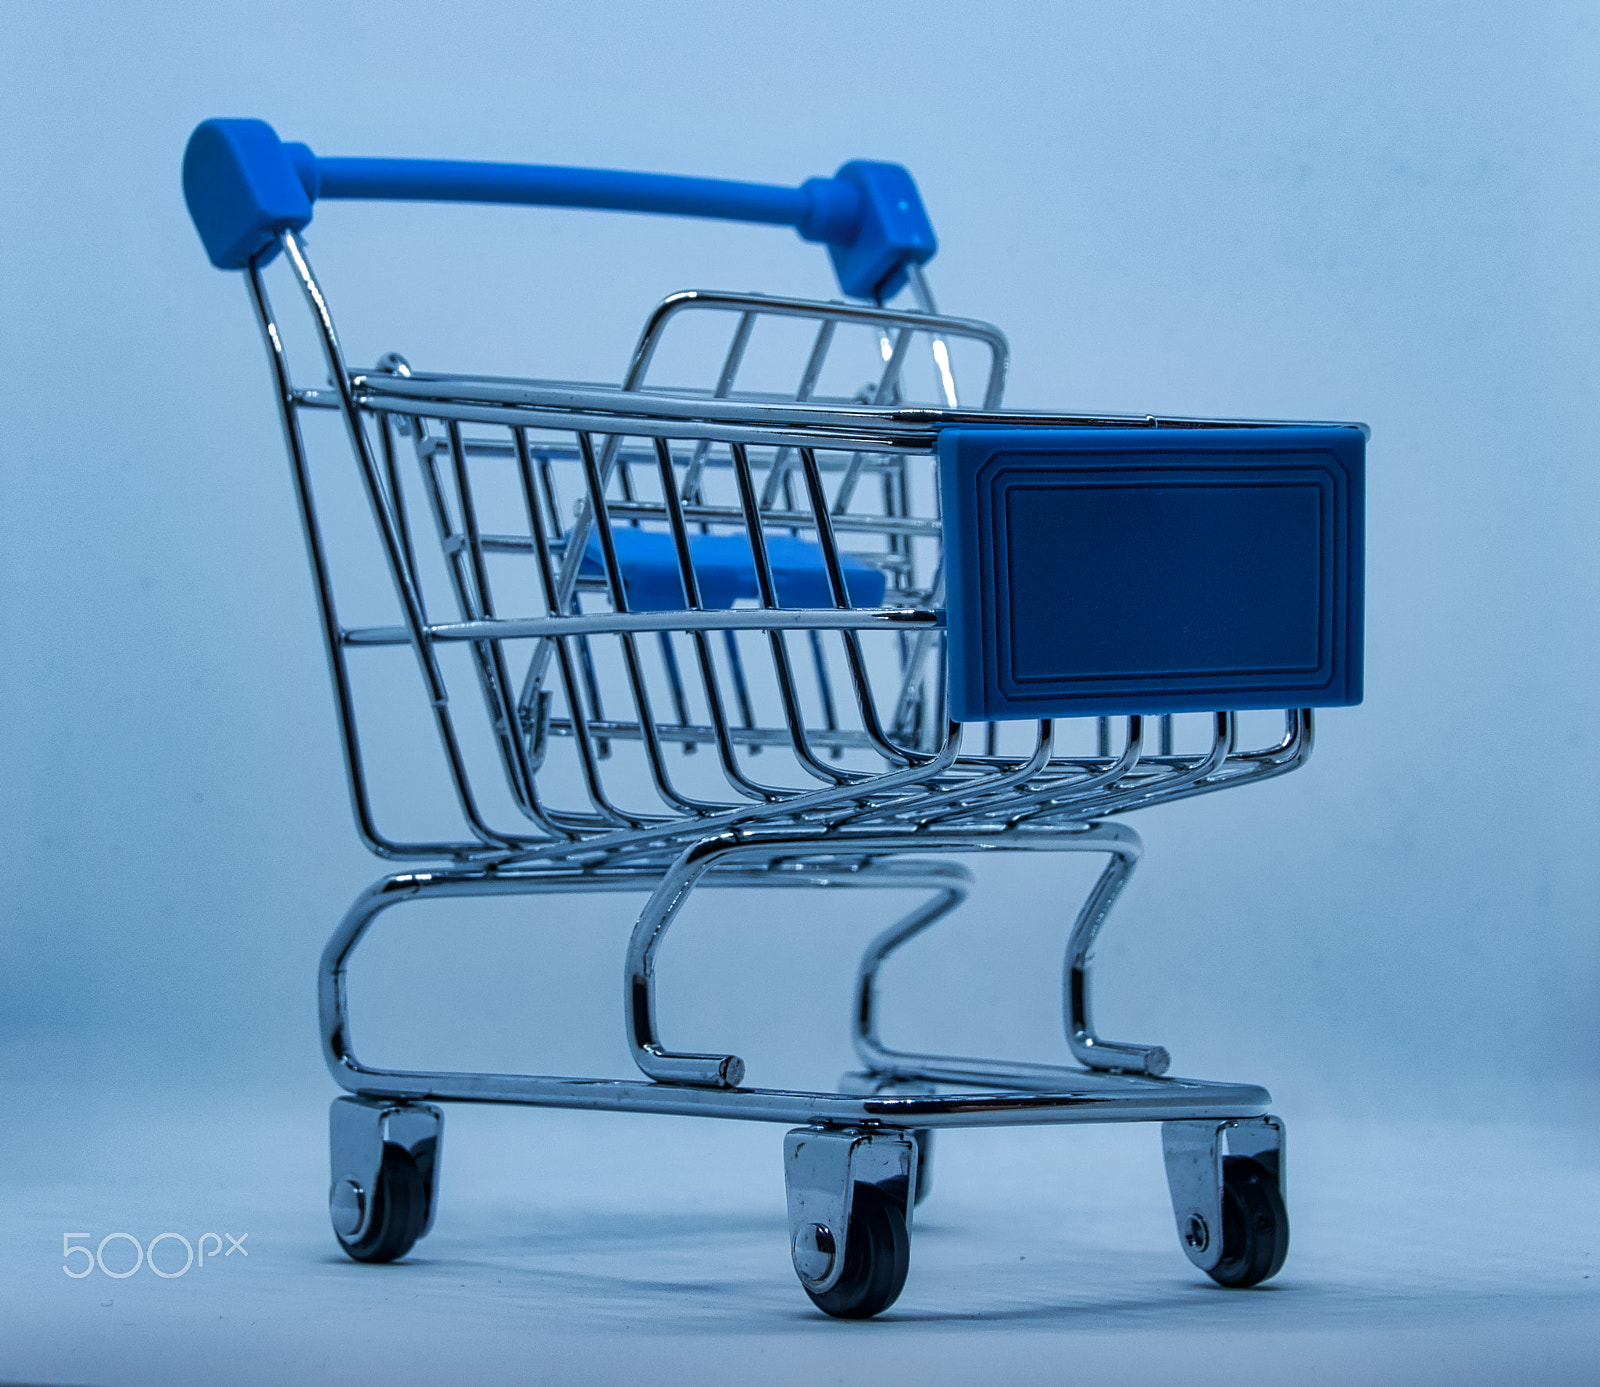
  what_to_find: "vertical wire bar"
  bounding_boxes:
[515,433,642,727]
[793,446,913,767]
[729,441,851,785]
[681,310,756,503]
[644,432,694,749]
[573,612,611,759]
[245,263,465,859]
[656,633,695,752]
[377,414,422,598]
[927,631,949,754]
[834,325,916,515]
[537,455,565,541]
[789,319,844,757]
[882,457,911,598]
[906,263,960,408]
[534,440,610,755]
[807,630,841,757]
[413,433,472,604]
[652,436,776,802]
[513,428,635,828]
[577,430,719,814]
[915,271,972,771]
[843,323,931,756]
[889,561,943,744]
[616,447,638,506]
[445,420,549,824]
[759,317,836,510]
[722,631,759,751]
[514,448,570,736]
[279,230,518,848]
[802,461,844,757]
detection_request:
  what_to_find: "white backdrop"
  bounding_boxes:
[3,1,1597,1126]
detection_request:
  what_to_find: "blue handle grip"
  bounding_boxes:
[183,118,936,301]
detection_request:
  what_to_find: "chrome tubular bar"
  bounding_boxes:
[320,847,1271,1128]
[621,823,1167,1089]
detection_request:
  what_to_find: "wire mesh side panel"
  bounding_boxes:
[361,294,1003,839]
[253,232,1315,859]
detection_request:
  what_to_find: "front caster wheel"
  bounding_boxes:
[802,1184,911,1319]
[332,1142,428,1263]
[1205,1155,1289,1288]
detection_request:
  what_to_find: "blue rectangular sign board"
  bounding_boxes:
[937,426,1365,721]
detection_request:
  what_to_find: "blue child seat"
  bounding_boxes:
[579,530,888,612]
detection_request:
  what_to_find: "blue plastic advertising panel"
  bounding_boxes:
[938,426,1365,721]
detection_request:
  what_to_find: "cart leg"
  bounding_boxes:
[1162,1116,1287,1287]
[625,834,749,1087]
[910,1127,934,1207]
[849,824,1170,1082]
[850,868,974,1079]
[1064,837,1170,1075]
[783,1126,915,1319]
[329,1096,442,1263]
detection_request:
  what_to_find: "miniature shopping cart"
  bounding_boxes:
[184,119,1364,1317]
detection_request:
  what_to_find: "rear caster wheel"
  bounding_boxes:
[802,1184,910,1319]
[1205,1156,1289,1288]
[332,1141,428,1263]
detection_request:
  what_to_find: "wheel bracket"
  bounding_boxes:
[330,1096,443,1243]
[1161,1115,1284,1273]
[782,1126,914,1295]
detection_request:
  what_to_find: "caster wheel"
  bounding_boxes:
[803,1183,911,1320]
[1205,1155,1289,1288]
[911,1129,933,1206]
[333,1142,428,1263]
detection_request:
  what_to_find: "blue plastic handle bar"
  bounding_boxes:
[183,118,936,301]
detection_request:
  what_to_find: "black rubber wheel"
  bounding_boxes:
[1205,1155,1289,1288]
[911,1129,934,1206]
[335,1143,428,1264]
[803,1183,911,1319]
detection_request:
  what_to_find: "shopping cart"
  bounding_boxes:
[184,118,1364,1317]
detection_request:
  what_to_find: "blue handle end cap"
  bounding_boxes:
[805,161,937,301]
[184,119,315,270]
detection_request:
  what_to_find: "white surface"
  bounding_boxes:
[2,1090,1594,1386]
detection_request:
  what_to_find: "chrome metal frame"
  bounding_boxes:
[318,840,1272,1127]
[238,223,1313,1299]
